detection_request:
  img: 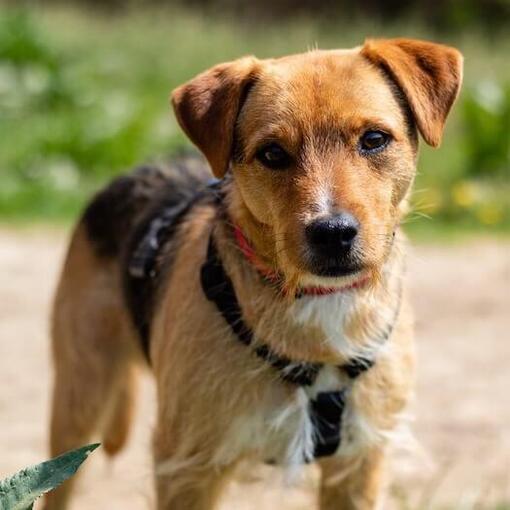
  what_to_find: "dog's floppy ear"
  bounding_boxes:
[361,38,463,147]
[171,57,259,178]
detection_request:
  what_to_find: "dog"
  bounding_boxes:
[44,38,462,510]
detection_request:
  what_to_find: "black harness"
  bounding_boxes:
[127,185,401,462]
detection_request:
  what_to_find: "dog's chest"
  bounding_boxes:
[205,260,398,469]
[213,364,381,469]
[213,294,384,468]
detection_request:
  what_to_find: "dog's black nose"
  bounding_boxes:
[305,213,359,256]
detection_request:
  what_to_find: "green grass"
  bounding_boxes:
[0,5,509,235]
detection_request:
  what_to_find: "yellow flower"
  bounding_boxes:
[477,204,503,225]
[451,181,477,208]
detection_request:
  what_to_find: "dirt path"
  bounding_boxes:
[0,229,508,509]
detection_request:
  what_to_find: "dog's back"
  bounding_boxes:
[82,156,209,261]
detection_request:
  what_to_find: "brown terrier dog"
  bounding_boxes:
[45,38,462,510]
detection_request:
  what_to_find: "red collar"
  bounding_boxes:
[233,225,368,297]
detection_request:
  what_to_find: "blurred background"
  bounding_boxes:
[0,0,509,233]
[0,1,508,509]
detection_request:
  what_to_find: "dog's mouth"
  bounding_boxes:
[296,262,370,294]
[296,248,372,289]
[293,244,376,291]
[302,246,366,278]
[309,261,364,278]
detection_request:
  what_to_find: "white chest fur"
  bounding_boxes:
[289,292,356,357]
[212,365,384,471]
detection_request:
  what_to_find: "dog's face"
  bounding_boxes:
[232,51,417,281]
[172,39,462,286]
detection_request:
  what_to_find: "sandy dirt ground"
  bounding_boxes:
[0,228,508,509]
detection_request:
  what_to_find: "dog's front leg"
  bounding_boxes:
[155,469,231,510]
[153,424,235,510]
[318,448,387,510]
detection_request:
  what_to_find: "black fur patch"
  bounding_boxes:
[82,155,214,356]
[83,165,175,258]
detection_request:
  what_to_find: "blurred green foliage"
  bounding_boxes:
[41,0,510,34]
[0,5,508,232]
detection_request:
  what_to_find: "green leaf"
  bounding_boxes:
[0,443,100,510]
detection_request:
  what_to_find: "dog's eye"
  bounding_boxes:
[360,131,390,153]
[256,143,292,170]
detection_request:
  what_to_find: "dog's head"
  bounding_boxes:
[172,39,462,288]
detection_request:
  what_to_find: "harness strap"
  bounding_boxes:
[201,237,321,386]
[126,180,223,359]
[129,201,192,280]
[310,390,347,458]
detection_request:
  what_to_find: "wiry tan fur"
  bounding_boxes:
[45,38,462,510]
